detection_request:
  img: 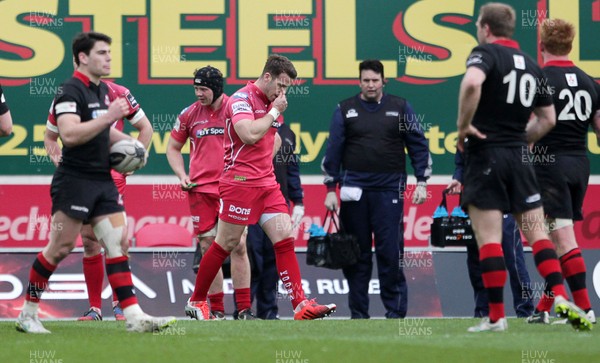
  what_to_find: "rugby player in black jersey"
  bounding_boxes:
[16,32,175,334]
[456,3,591,332]
[527,18,600,325]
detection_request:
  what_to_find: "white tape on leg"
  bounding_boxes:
[553,218,573,231]
[198,225,217,238]
[93,213,126,258]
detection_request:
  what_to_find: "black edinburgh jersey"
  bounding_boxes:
[0,85,8,115]
[536,60,600,155]
[53,71,112,180]
[465,40,553,150]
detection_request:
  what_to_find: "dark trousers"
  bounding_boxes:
[466,215,534,317]
[340,190,407,319]
[246,224,279,319]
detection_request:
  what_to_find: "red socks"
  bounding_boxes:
[105,256,138,308]
[273,237,306,309]
[191,242,230,302]
[479,243,507,323]
[235,288,252,312]
[82,254,104,309]
[26,252,56,303]
[208,292,224,313]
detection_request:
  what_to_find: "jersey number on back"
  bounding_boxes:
[503,70,536,107]
[557,89,592,121]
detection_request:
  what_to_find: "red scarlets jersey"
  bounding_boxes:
[221,82,282,187]
[170,95,229,194]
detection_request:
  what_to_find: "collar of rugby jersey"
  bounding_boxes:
[246,81,270,104]
[73,70,91,87]
[544,60,575,67]
[492,39,520,49]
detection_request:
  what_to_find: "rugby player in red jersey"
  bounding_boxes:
[185,55,336,320]
[167,66,254,320]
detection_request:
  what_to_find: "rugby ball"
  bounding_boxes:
[109,139,147,173]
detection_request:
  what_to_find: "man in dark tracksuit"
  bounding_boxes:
[322,59,432,319]
[247,122,304,319]
[448,151,534,317]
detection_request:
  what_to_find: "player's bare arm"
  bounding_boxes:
[43,129,61,167]
[525,105,556,144]
[132,115,153,149]
[166,136,193,190]
[109,127,134,146]
[457,67,487,151]
[57,98,129,147]
[234,93,288,145]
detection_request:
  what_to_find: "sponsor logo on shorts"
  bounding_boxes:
[70,205,89,213]
[234,175,247,182]
[228,214,249,221]
[227,203,250,221]
[525,193,541,204]
[229,204,251,215]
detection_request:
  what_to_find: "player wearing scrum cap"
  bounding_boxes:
[166,66,254,320]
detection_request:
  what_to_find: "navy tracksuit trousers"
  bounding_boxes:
[340,190,407,318]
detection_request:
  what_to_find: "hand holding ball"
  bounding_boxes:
[110,139,147,173]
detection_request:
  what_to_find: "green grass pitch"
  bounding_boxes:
[1,318,598,363]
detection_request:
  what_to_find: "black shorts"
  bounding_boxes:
[535,155,589,221]
[462,147,542,214]
[51,172,124,223]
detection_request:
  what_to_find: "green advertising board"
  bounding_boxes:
[1,0,599,176]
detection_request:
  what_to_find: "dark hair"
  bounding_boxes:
[479,3,515,38]
[540,18,575,56]
[359,59,385,80]
[72,32,112,66]
[261,54,297,79]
